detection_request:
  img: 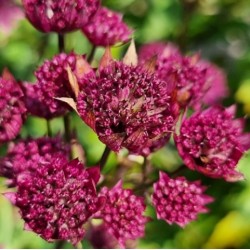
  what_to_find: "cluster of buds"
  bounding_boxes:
[22,0,100,33]
[0,69,26,144]
[0,0,249,249]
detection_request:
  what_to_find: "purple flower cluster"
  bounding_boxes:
[175,106,250,181]
[1,2,249,247]
[82,7,132,47]
[88,225,119,249]
[22,0,100,33]
[95,181,148,247]
[0,136,69,184]
[152,172,213,227]
[23,83,56,119]
[0,70,26,144]
[139,42,229,110]
[0,0,24,35]
[34,53,83,116]
[6,158,105,245]
[77,60,180,155]
[156,54,208,109]
[138,42,180,65]
[198,60,229,106]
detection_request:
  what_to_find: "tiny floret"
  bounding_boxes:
[152,171,213,227]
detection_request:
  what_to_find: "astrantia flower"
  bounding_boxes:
[94,181,148,247]
[139,43,208,109]
[152,171,213,227]
[138,42,180,65]
[5,158,105,245]
[22,0,100,33]
[174,106,250,181]
[82,7,132,47]
[0,136,69,183]
[0,0,24,36]
[199,60,229,106]
[0,69,26,144]
[23,83,61,119]
[35,53,87,115]
[77,60,180,155]
[88,224,119,249]
[156,54,208,109]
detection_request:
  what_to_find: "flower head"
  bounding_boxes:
[88,224,120,249]
[6,158,104,245]
[77,60,179,155]
[152,171,213,227]
[138,42,180,65]
[23,83,61,119]
[0,136,69,183]
[199,60,229,105]
[139,43,209,109]
[95,181,148,247]
[175,106,250,181]
[156,54,208,109]
[0,0,24,36]
[82,7,132,47]
[22,0,100,33]
[35,53,86,115]
[0,69,26,144]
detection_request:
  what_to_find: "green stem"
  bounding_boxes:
[55,240,66,249]
[76,242,83,249]
[177,0,197,52]
[142,156,148,183]
[63,114,71,143]
[87,45,96,63]
[170,164,186,177]
[46,119,52,137]
[58,34,65,53]
[99,146,111,170]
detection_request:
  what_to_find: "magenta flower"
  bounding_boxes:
[88,224,120,249]
[175,106,250,182]
[22,0,100,33]
[82,7,132,47]
[35,53,86,116]
[0,136,69,184]
[199,60,229,105]
[0,0,24,36]
[138,42,180,65]
[77,60,180,155]
[152,171,213,227]
[156,54,208,109]
[0,69,26,144]
[23,83,61,119]
[94,181,148,247]
[139,43,208,110]
[5,158,105,246]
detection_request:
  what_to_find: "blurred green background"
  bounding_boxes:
[1,0,250,248]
